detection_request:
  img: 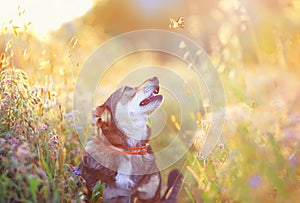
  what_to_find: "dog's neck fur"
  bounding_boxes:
[99,122,150,149]
[114,102,151,147]
[97,108,151,148]
[126,125,151,147]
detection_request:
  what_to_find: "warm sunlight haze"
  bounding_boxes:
[0,0,93,39]
[1,0,300,202]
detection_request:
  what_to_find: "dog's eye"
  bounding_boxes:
[122,86,137,98]
[101,109,111,123]
[123,86,136,95]
[124,86,133,91]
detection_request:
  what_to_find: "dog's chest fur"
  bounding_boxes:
[82,136,161,201]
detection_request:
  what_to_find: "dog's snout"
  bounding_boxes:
[148,76,159,85]
[144,77,160,95]
[143,85,157,94]
[143,77,159,87]
[149,76,158,82]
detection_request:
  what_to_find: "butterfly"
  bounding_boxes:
[169,16,184,29]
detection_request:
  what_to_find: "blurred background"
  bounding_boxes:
[1,0,300,202]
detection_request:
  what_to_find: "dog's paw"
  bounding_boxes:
[115,173,135,190]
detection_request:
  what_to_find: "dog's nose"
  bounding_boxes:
[148,76,159,84]
[141,77,159,90]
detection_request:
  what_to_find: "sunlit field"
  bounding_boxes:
[1,0,300,202]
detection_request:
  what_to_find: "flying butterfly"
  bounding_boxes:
[169,16,184,29]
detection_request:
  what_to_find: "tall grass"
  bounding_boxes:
[0,64,85,202]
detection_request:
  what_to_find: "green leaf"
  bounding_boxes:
[28,175,39,203]
[184,186,195,203]
[90,180,105,203]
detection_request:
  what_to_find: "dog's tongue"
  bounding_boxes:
[140,93,154,106]
[140,86,160,106]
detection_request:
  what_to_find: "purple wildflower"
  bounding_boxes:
[76,126,83,131]
[5,78,13,83]
[249,175,262,188]
[71,124,83,131]
[70,165,82,175]
[65,112,74,118]
[5,133,11,139]
[290,156,297,165]
[73,149,79,154]
[39,124,49,131]
[11,137,19,145]
[0,138,6,145]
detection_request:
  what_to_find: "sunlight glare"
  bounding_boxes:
[0,0,93,39]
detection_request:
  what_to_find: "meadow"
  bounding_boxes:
[1,1,300,202]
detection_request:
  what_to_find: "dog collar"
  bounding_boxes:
[104,142,150,155]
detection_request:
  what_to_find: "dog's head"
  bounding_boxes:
[93,77,163,146]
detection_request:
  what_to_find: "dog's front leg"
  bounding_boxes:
[115,158,135,190]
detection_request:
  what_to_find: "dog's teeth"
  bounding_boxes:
[154,86,159,94]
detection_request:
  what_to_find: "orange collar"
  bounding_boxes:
[104,142,149,155]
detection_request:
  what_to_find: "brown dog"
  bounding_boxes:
[80,77,182,202]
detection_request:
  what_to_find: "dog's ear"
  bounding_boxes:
[92,105,112,128]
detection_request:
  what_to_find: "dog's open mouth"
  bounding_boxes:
[139,86,161,106]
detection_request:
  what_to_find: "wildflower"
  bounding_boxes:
[290,155,297,165]
[5,133,11,139]
[64,112,74,118]
[10,137,19,145]
[72,149,79,154]
[0,138,6,145]
[39,124,49,131]
[71,124,82,131]
[48,134,60,145]
[68,165,82,175]
[249,175,262,188]
[76,126,83,131]
[5,78,13,83]
[288,112,300,126]
[16,143,34,159]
